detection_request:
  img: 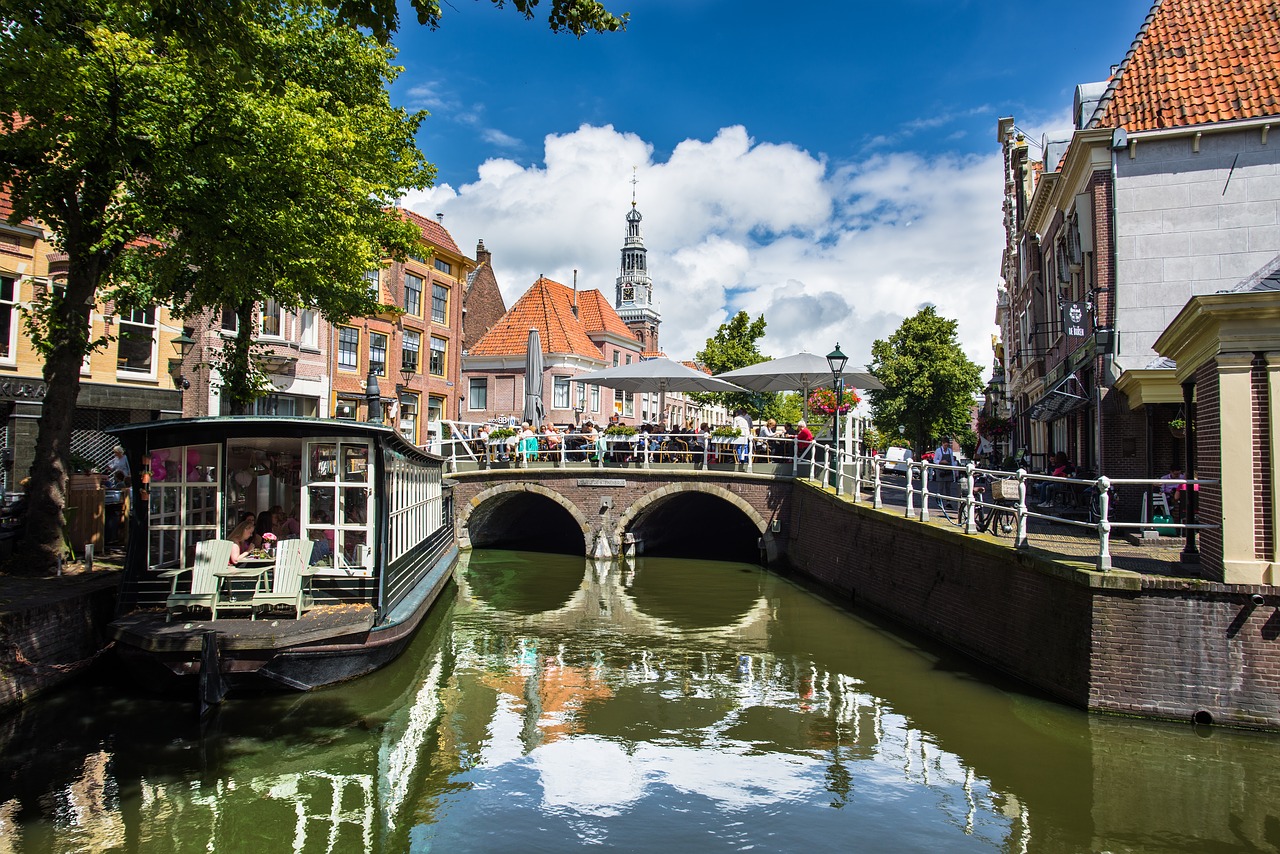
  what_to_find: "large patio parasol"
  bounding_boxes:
[715,350,883,419]
[572,357,746,423]
[522,328,546,426]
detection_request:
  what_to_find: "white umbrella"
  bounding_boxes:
[714,351,884,394]
[573,357,746,394]
[573,358,746,424]
[522,329,546,425]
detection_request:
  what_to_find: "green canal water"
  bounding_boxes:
[1,550,1277,853]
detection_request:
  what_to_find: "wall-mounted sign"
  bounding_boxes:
[0,380,47,400]
[1062,301,1089,338]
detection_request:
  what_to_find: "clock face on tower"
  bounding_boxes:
[622,286,635,302]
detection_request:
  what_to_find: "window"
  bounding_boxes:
[468,378,487,410]
[364,268,382,299]
[118,308,157,374]
[625,354,632,365]
[260,299,283,337]
[298,309,317,348]
[427,395,444,422]
[369,332,387,376]
[590,384,600,413]
[576,382,586,411]
[431,283,448,324]
[433,258,452,276]
[553,376,570,409]
[623,390,634,417]
[338,327,359,370]
[402,330,420,374]
[220,307,238,333]
[612,352,620,367]
[429,336,446,376]
[404,273,423,317]
[399,393,418,441]
[0,277,15,360]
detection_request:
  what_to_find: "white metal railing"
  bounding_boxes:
[436,422,1215,573]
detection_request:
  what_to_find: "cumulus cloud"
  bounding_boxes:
[404,124,1002,372]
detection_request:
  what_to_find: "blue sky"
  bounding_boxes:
[389,0,1156,370]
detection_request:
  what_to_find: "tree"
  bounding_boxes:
[867,306,983,456]
[341,0,626,43]
[693,311,772,417]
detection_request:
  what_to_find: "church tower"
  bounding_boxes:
[615,176,661,353]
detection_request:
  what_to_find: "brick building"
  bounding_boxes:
[994,0,1280,495]
[0,190,186,492]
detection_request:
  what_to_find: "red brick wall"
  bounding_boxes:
[1252,356,1272,561]
[1194,359,1223,573]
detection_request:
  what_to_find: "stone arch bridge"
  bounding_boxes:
[451,468,794,564]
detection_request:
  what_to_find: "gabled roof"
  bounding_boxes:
[1094,0,1280,132]
[468,276,635,359]
[401,209,462,256]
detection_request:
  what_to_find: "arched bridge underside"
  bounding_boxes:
[454,470,793,564]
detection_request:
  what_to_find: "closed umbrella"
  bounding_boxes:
[522,329,546,426]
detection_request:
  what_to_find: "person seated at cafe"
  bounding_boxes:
[228,517,256,564]
[274,505,300,539]
[517,421,538,460]
[543,421,563,455]
[308,529,333,565]
[1035,452,1076,507]
[795,420,814,455]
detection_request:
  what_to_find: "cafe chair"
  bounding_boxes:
[251,538,314,620]
[161,538,233,622]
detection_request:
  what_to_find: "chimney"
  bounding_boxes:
[435,212,444,223]
[475,239,491,266]
[572,269,579,318]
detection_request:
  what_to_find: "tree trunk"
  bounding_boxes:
[16,262,98,574]
[227,300,255,415]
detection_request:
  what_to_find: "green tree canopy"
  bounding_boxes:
[867,306,983,456]
[693,311,772,417]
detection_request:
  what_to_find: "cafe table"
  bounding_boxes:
[213,556,275,610]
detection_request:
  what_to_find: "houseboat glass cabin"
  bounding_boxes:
[107,417,457,693]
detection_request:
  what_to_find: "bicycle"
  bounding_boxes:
[974,474,1018,537]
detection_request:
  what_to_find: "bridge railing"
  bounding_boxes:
[437,423,1215,573]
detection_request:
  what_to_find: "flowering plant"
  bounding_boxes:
[976,412,1015,439]
[807,387,861,416]
[262,532,278,543]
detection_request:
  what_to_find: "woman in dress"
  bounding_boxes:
[228,517,256,564]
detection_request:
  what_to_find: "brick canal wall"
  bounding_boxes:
[0,572,119,716]
[784,481,1280,730]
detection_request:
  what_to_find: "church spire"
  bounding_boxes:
[616,169,660,353]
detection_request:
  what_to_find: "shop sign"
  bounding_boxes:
[1062,302,1089,338]
[0,380,47,400]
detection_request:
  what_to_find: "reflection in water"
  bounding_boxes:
[1,550,1278,852]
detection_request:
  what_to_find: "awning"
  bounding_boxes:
[1028,373,1089,422]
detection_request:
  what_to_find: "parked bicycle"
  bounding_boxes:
[974,473,1018,536]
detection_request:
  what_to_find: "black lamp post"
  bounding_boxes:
[168,331,195,399]
[827,343,848,472]
[366,369,382,423]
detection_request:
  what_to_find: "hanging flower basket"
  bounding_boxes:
[976,412,1015,440]
[807,387,861,416]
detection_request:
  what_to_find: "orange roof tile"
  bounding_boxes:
[400,208,462,256]
[468,276,611,359]
[576,289,638,339]
[1096,0,1280,132]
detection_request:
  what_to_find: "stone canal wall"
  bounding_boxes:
[0,572,118,716]
[784,481,1280,730]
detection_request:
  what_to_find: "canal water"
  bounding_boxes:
[1,550,1277,853]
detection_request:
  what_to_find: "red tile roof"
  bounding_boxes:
[1096,0,1280,132]
[400,208,462,256]
[576,289,637,340]
[468,276,636,359]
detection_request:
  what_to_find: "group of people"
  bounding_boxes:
[473,413,817,465]
[227,505,300,564]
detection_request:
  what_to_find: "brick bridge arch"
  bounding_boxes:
[451,470,791,562]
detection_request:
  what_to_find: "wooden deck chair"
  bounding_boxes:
[161,539,233,622]
[250,538,314,620]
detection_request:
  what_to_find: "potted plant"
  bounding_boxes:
[710,426,741,440]
[67,453,104,490]
[1169,415,1187,439]
[603,424,637,437]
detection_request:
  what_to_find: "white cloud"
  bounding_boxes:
[405,124,1002,374]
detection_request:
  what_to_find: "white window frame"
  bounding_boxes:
[298,309,317,348]
[259,299,283,338]
[404,273,423,317]
[553,376,570,409]
[402,330,421,374]
[117,307,158,378]
[468,377,487,410]
[429,336,446,377]
[0,276,17,365]
[302,439,374,577]
[338,326,359,371]
[431,283,448,324]
[369,331,388,377]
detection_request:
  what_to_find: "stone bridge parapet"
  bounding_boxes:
[451,469,794,562]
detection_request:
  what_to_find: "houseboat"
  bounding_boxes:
[107,417,457,697]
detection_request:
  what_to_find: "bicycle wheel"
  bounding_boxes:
[995,506,1017,536]
[974,501,994,533]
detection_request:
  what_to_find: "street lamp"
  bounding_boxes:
[399,361,415,390]
[827,343,848,475]
[168,331,195,392]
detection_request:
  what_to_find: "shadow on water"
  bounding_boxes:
[628,491,762,563]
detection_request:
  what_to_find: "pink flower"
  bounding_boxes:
[262,532,278,542]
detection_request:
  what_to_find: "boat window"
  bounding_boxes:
[146,444,222,570]
[303,440,373,577]
[386,447,443,563]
